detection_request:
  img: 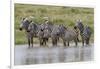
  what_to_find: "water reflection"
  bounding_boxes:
[14,44,93,65]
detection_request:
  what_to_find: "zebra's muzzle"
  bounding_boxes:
[27,30,30,32]
[19,28,22,31]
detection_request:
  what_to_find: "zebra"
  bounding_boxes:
[74,19,92,46]
[37,17,53,46]
[19,17,36,48]
[57,24,79,47]
[51,25,60,46]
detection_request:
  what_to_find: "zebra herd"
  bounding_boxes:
[19,16,92,48]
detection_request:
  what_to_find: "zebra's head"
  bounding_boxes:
[74,19,84,33]
[56,24,67,36]
[19,17,32,32]
[27,23,38,33]
[43,17,49,21]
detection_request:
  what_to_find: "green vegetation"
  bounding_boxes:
[15,4,94,44]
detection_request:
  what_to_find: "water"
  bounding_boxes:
[14,43,94,65]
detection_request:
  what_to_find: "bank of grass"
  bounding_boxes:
[15,4,94,45]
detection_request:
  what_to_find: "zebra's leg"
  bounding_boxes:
[45,41,47,46]
[54,39,57,46]
[39,38,43,46]
[67,41,69,47]
[45,38,48,46]
[44,39,46,46]
[86,38,89,45]
[63,40,66,47]
[82,38,84,46]
[52,40,54,46]
[88,37,90,45]
[43,38,46,46]
[31,37,33,47]
[52,38,55,46]
[74,39,78,47]
[45,38,49,46]
[28,38,30,48]
[46,38,48,42]
[77,37,80,42]
[55,38,58,46]
[54,37,58,46]
[41,39,44,46]
[53,40,55,46]
[42,38,44,46]
[53,39,56,46]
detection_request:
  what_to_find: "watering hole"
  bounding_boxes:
[14,43,94,65]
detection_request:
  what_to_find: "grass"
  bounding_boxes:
[14,3,94,45]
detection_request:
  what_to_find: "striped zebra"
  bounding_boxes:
[57,24,79,47]
[37,17,53,46]
[74,19,92,46]
[19,17,39,48]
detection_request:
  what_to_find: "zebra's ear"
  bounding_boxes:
[74,26,77,29]
[29,20,32,23]
[29,16,35,19]
[76,19,82,23]
[21,17,26,20]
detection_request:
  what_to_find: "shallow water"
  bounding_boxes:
[14,43,94,65]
